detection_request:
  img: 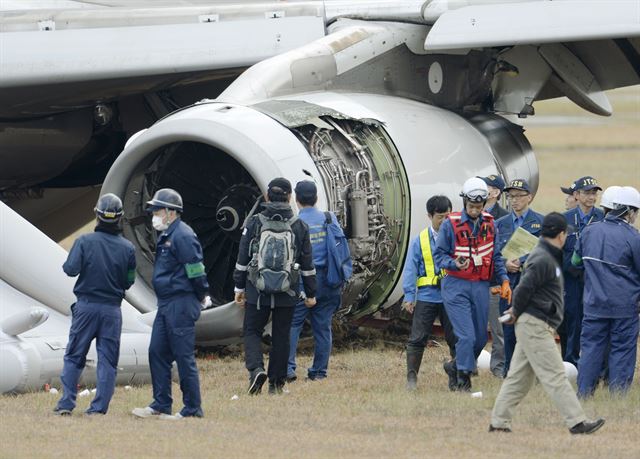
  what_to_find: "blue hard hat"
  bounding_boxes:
[146,188,183,212]
[95,193,123,222]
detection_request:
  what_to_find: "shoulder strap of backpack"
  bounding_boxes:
[324,211,332,226]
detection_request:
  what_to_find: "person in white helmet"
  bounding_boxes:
[572,186,640,397]
[600,185,622,215]
[434,177,510,391]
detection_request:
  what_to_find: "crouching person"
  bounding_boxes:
[54,194,136,416]
[234,178,316,395]
[132,188,210,420]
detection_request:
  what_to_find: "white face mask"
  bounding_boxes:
[152,214,169,231]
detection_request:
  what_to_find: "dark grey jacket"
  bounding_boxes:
[512,238,565,329]
[233,202,316,307]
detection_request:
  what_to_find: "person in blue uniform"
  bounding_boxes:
[54,193,136,416]
[478,175,508,377]
[479,175,509,220]
[495,179,544,376]
[132,188,210,420]
[559,176,604,365]
[434,177,510,392]
[402,195,457,391]
[560,184,578,211]
[573,186,640,397]
[287,181,347,382]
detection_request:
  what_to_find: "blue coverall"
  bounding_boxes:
[561,206,604,365]
[148,218,209,417]
[56,228,136,414]
[288,207,342,380]
[495,209,544,375]
[434,211,508,373]
[573,214,640,397]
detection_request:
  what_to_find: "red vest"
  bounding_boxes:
[446,211,496,282]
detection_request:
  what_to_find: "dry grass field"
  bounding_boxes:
[524,86,640,218]
[4,89,639,459]
[0,346,639,459]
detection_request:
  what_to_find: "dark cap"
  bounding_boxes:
[541,212,568,238]
[504,179,531,194]
[560,186,573,195]
[294,180,317,200]
[478,174,506,192]
[267,177,292,195]
[568,176,602,192]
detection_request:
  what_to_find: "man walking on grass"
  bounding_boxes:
[489,213,604,435]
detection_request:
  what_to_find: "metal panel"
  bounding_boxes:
[0,17,324,87]
[425,1,640,52]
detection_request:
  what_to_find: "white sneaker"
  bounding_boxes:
[159,413,183,421]
[131,406,161,419]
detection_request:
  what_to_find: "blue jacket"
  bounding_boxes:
[298,207,337,268]
[573,214,640,318]
[495,208,544,286]
[434,210,508,283]
[402,228,442,304]
[563,206,604,276]
[63,227,136,305]
[152,218,209,303]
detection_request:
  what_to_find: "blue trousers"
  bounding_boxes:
[577,314,639,397]
[441,276,490,372]
[149,296,202,417]
[560,275,583,366]
[287,282,341,380]
[57,301,122,414]
[499,297,516,376]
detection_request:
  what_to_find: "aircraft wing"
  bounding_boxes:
[0,2,326,117]
[424,0,640,51]
[423,0,640,115]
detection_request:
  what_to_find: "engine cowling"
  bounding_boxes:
[102,91,537,345]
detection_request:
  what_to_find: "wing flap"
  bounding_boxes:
[425,1,640,52]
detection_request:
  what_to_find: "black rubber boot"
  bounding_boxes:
[457,370,472,392]
[406,346,424,391]
[443,359,458,392]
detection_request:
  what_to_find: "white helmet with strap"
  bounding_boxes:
[612,186,640,210]
[460,177,489,202]
[600,186,622,210]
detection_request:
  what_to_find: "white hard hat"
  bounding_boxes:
[460,177,489,202]
[612,186,640,209]
[600,186,622,210]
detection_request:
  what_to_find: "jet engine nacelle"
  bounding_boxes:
[102,91,537,346]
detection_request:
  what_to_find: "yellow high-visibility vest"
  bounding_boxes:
[416,228,446,287]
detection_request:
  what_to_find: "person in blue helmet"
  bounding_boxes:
[434,177,510,392]
[287,180,350,383]
[132,188,210,420]
[573,186,640,397]
[53,193,136,416]
[401,195,457,391]
[559,176,604,366]
[495,179,544,376]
